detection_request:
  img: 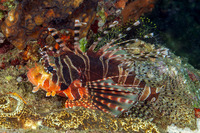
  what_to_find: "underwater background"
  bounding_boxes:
[148,0,200,69]
[0,0,200,133]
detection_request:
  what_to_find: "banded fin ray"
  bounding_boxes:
[48,19,86,53]
[47,27,73,54]
[86,79,139,116]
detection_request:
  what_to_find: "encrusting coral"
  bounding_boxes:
[43,108,160,132]
[0,93,41,129]
[0,93,160,132]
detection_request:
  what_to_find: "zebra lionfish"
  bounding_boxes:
[27,19,168,117]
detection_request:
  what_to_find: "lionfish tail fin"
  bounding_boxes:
[87,79,138,116]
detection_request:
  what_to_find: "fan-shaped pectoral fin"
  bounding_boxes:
[43,90,57,97]
[65,98,97,110]
[32,86,40,93]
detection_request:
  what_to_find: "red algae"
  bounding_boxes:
[194,108,200,118]
[0,39,14,54]
[10,58,21,67]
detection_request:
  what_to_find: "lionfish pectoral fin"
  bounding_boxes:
[65,98,97,110]
[32,86,40,93]
[87,79,138,116]
[51,91,56,96]
[65,99,74,108]
[45,91,56,97]
[46,91,51,97]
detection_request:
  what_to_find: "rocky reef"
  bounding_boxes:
[0,0,199,133]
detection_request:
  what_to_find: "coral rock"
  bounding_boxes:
[122,0,156,22]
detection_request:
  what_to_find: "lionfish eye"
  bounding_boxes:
[47,66,54,72]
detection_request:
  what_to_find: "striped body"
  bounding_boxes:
[27,19,166,116]
[28,42,161,116]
